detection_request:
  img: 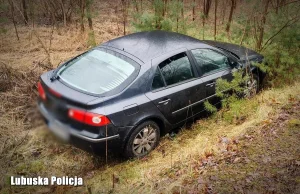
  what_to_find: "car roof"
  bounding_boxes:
[101,30,205,63]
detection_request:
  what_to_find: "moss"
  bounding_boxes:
[29,160,44,174]
[288,119,300,128]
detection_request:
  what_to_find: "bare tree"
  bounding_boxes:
[225,0,236,33]
[256,0,270,51]
[22,0,28,25]
[192,0,196,21]
[8,0,19,41]
[181,0,184,18]
[133,0,139,12]
[86,0,93,30]
[80,0,85,32]
[214,0,218,40]
[121,0,127,35]
[60,0,67,27]
[203,0,212,18]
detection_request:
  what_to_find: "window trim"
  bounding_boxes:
[190,48,232,78]
[151,67,166,91]
[158,52,196,87]
[151,51,197,92]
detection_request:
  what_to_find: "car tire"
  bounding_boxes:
[244,74,260,98]
[123,121,160,159]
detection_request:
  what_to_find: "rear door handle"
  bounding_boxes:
[206,82,216,87]
[158,99,171,105]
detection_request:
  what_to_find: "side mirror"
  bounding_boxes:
[228,58,240,69]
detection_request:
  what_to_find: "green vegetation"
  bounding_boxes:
[0,0,299,193]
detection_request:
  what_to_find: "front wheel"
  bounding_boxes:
[243,74,259,98]
[123,121,160,158]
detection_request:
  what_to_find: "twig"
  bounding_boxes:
[261,16,300,51]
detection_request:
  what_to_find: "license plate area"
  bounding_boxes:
[48,120,70,142]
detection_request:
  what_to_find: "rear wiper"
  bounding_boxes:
[50,68,60,81]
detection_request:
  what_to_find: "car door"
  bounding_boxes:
[190,49,234,105]
[145,50,202,125]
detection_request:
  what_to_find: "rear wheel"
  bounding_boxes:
[124,121,160,158]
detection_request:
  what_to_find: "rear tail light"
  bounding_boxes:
[68,108,111,127]
[38,82,46,101]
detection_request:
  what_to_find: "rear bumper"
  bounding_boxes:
[38,102,120,143]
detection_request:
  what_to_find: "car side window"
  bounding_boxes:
[158,52,194,86]
[152,68,165,90]
[191,49,230,76]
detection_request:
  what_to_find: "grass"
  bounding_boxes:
[0,2,299,192]
[1,77,299,193]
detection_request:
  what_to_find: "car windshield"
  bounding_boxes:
[58,49,137,95]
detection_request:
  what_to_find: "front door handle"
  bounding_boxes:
[206,82,216,87]
[158,99,171,105]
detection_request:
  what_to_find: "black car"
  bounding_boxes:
[37,30,264,158]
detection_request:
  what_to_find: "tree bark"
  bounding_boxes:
[225,0,236,33]
[192,0,196,21]
[181,0,184,19]
[133,0,139,12]
[22,0,28,25]
[60,0,67,27]
[203,0,212,18]
[86,0,93,30]
[8,0,19,41]
[80,0,85,32]
[163,0,167,17]
[256,0,270,51]
[214,0,218,40]
[122,0,126,35]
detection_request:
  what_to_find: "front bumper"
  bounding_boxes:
[38,102,120,143]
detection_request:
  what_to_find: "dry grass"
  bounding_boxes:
[0,1,299,193]
[64,81,299,194]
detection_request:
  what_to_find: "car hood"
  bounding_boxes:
[203,40,264,62]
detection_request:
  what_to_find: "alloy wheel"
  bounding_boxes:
[244,78,258,98]
[132,125,157,156]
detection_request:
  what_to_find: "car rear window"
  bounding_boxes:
[58,49,139,95]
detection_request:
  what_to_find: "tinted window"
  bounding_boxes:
[191,49,230,75]
[152,68,165,90]
[58,49,137,95]
[159,53,194,86]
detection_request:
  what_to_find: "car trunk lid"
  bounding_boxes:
[39,71,99,122]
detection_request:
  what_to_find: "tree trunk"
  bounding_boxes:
[181,0,184,19]
[60,0,67,27]
[80,0,85,32]
[133,0,139,12]
[122,0,126,35]
[192,0,195,21]
[86,0,93,30]
[256,0,270,51]
[8,0,19,41]
[22,0,28,25]
[214,0,218,40]
[203,0,212,18]
[225,0,236,33]
[163,0,167,17]
[221,0,226,24]
[29,0,34,27]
